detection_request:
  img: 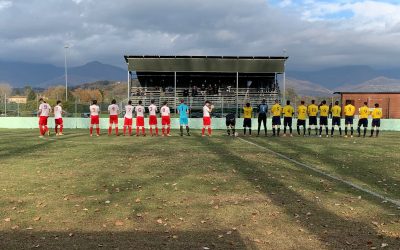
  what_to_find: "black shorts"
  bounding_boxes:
[309,116,317,125]
[345,116,354,125]
[297,119,306,127]
[258,113,267,122]
[272,116,281,126]
[332,117,341,126]
[319,116,328,126]
[372,119,381,127]
[243,118,252,128]
[284,117,292,127]
[226,120,236,127]
[358,118,368,127]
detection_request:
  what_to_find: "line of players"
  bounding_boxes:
[37,98,382,138]
[37,98,214,137]
[238,99,383,138]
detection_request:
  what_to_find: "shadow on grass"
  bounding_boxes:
[0,229,250,249]
[201,137,400,249]
[249,138,400,200]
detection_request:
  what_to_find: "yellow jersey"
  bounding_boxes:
[243,106,253,119]
[308,104,318,116]
[297,105,307,120]
[271,104,282,117]
[319,105,329,117]
[331,105,342,117]
[372,108,382,119]
[359,106,370,119]
[283,105,294,117]
[344,104,356,116]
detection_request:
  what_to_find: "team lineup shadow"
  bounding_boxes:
[248,137,400,201]
[199,137,400,249]
[0,229,250,249]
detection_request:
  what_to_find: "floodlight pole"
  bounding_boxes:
[282,49,287,104]
[127,69,130,101]
[64,45,69,101]
[4,93,6,117]
[174,72,177,112]
[236,72,239,118]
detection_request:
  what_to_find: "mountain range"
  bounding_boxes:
[1,60,399,96]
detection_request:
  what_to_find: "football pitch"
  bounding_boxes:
[0,129,399,249]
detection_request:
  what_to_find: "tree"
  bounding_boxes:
[24,86,37,101]
[0,83,12,99]
[285,87,298,103]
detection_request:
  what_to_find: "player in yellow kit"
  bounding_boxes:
[357,102,370,137]
[282,100,294,137]
[370,103,382,137]
[243,102,253,136]
[319,100,330,137]
[330,101,342,136]
[307,100,319,136]
[344,100,356,137]
[297,101,307,136]
[271,99,282,136]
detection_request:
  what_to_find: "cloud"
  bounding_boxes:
[0,0,399,70]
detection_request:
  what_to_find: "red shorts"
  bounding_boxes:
[161,116,171,126]
[109,115,118,124]
[124,118,132,126]
[55,118,63,126]
[136,116,144,127]
[203,117,211,126]
[91,115,99,125]
[149,115,157,125]
[39,116,48,126]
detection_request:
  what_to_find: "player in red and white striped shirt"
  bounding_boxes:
[135,100,146,136]
[123,100,134,136]
[202,101,214,137]
[108,99,120,136]
[37,98,52,138]
[148,99,159,136]
[54,100,65,136]
[89,100,100,136]
[160,101,171,136]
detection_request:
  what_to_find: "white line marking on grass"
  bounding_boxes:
[238,137,400,207]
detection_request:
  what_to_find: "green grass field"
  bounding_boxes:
[0,129,399,249]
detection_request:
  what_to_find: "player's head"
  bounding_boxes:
[39,98,44,103]
[364,102,368,106]
[301,101,305,105]
[335,101,339,105]
[138,100,142,105]
[275,99,279,104]
[311,100,315,104]
[322,100,326,105]
[246,102,250,107]
[163,101,168,106]
[57,100,62,105]
[128,100,132,105]
[375,103,379,108]
[180,99,185,103]
[92,100,97,105]
[286,100,290,105]
[262,99,266,104]
[111,99,116,104]
[346,100,351,105]
[205,100,210,105]
[151,99,155,104]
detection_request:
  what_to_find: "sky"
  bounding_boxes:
[0,0,399,70]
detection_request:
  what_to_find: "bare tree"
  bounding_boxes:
[0,83,12,100]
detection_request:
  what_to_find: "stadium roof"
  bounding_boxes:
[124,55,288,73]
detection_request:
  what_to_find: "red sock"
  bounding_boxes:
[136,127,139,135]
[108,127,112,135]
[128,126,132,135]
[202,128,205,135]
[208,128,212,135]
[96,127,100,135]
[90,127,93,135]
[150,127,153,135]
[123,126,126,135]
[142,127,145,135]
[55,126,58,134]
[45,126,48,133]
[60,125,63,133]
[115,127,119,135]
[167,127,170,134]
[39,126,44,135]
[162,127,165,135]
[155,127,159,135]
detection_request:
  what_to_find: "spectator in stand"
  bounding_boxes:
[213,84,219,95]
[207,84,213,95]
[183,88,189,97]
[191,85,198,97]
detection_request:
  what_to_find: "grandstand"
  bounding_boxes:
[124,55,288,116]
